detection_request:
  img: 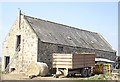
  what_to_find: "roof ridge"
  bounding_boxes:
[24,14,97,34]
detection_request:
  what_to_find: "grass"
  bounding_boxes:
[65,73,114,80]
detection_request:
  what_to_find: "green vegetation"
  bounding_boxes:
[66,73,116,80]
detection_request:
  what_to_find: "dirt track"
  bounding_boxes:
[1,71,119,80]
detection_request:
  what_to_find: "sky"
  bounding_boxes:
[0,0,119,2]
[118,2,120,54]
[0,2,118,57]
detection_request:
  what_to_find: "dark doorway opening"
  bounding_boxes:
[5,56,10,69]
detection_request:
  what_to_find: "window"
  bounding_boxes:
[4,56,10,69]
[58,46,63,52]
[16,35,21,51]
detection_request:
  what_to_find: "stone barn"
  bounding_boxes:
[2,11,116,72]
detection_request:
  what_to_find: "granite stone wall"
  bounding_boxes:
[2,15,38,72]
[37,40,116,72]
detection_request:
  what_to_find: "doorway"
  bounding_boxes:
[5,56,10,69]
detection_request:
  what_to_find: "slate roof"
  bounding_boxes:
[24,15,115,52]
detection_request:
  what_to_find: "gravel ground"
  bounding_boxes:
[1,71,119,80]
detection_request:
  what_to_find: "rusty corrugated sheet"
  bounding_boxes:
[24,15,115,52]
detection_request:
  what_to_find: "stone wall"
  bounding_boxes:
[37,41,116,72]
[2,17,19,71]
[2,14,116,73]
[2,14,38,72]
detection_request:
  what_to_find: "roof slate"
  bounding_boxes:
[24,15,114,52]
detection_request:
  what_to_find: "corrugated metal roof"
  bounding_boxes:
[95,58,115,63]
[24,15,115,52]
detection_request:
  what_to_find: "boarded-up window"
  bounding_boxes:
[16,35,21,51]
[58,46,63,52]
